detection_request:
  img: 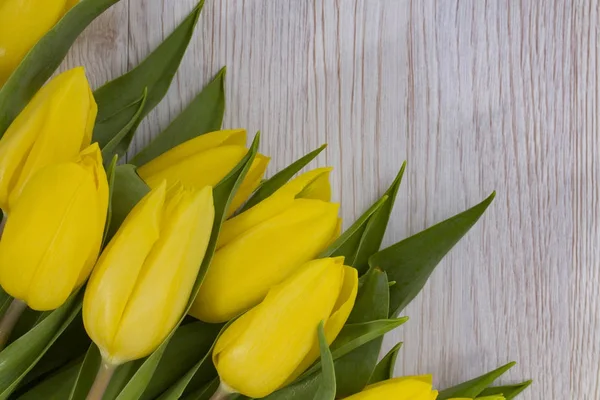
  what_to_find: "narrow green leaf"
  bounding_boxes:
[130,67,226,167]
[370,192,496,317]
[105,165,150,240]
[352,162,405,273]
[0,291,83,399]
[141,322,221,400]
[437,362,516,400]
[333,268,390,397]
[300,317,408,380]
[103,155,119,245]
[479,380,532,400]
[320,196,389,260]
[68,345,101,400]
[240,144,327,212]
[180,379,220,400]
[0,0,121,137]
[312,322,336,400]
[100,89,148,162]
[0,288,12,319]
[368,342,402,385]
[17,359,82,400]
[92,1,205,150]
[114,135,259,400]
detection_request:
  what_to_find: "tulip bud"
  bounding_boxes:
[137,129,269,216]
[213,257,358,398]
[83,181,214,365]
[0,67,97,212]
[0,0,79,86]
[189,167,342,323]
[344,376,439,400]
[0,144,108,311]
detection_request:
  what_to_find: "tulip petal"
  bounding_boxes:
[0,162,96,310]
[286,264,358,383]
[137,129,246,178]
[109,185,214,363]
[83,182,166,362]
[0,0,69,86]
[7,68,96,209]
[191,200,340,323]
[140,145,247,192]
[227,153,270,216]
[217,167,333,248]
[344,376,435,400]
[213,258,344,398]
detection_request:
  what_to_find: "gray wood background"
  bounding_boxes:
[59,1,598,399]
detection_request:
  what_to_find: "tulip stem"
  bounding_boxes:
[0,298,26,350]
[209,382,235,400]
[86,360,116,400]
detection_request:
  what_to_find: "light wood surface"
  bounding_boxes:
[60,1,599,399]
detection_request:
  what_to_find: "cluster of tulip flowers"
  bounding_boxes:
[0,1,530,400]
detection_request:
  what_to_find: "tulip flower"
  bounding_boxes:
[189,167,341,323]
[344,376,439,400]
[212,257,358,398]
[0,67,97,212]
[449,397,504,400]
[137,129,269,215]
[83,181,214,366]
[0,143,108,311]
[0,0,79,86]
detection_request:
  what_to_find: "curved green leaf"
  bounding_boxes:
[0,0,122,137]
[368,341,402,385]
[370,192,496,317]
[131,67,226,167]
[240,144,327,212]
[0,291,83,399]
[437,362,516,400]
[312,322,335,400]
[352,162,405,273]
[479,380,532,400]
[299,317,408,380]
[180,379,220,400]
[17,359,82,400]
[92,1,205,152]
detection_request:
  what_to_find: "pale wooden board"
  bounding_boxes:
[59,1,599,399]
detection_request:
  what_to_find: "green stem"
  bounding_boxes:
[86,360,117,400]
[0,298,26,350]
[209,382,235,400]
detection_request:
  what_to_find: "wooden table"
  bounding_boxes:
[62,1,598,399]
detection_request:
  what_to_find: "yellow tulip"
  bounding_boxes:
[0,67,97,212]
[344,376,439,400]
[137,129,269,216]
[83,181,214,365]
[213,257,358,398]
[449,397,504,400]
[0,0,79,86]
[189,167,341,323]
[0,144,107,311]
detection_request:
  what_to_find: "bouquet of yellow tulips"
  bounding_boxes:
[0,1,531,400]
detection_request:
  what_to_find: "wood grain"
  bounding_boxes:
[60,1,599,399]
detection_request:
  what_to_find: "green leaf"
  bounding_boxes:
[479,380,532,400]
[368,342,402,385]
[92,1,205,152]
[17,359,82,400]
[103,155,119,245]
[240,144,327,212]
[333,268,390,397]
[113,135,259,400]
[437,362,516,400]
[105,165,150,240]
[68,345,101,400]
[370,192,496,317]
[0,288,12,319]
[320,197,389,260]
[352,163,405,273]
[300,317,408,380]
[130,67,226,167]
[141,322,221,400]
[0,291,83,399]
[312,322,335,400]
[100,89,148,162]
[0,0,121,137]
[180,379,220,400]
